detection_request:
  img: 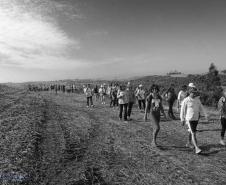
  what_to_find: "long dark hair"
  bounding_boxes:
[150,84,160,93]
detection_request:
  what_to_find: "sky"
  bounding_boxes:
[0,0,226,82]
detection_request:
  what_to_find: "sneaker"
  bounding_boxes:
[220,139,226,146]
[195,148,202,154]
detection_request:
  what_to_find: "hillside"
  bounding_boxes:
[130,74,226,91]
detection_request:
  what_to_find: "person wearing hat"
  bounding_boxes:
[136,84,146,111]
[127,82,136,120]
[218,88,226,146]
[188,83,196,88]
[180,87,208,154]
[117,84,129,121]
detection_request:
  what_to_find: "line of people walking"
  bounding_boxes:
[82,82,226,154]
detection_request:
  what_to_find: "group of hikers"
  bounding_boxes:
[83,82,226,154]
[28,83,79,93]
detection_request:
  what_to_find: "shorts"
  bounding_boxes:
[187,120,198,133]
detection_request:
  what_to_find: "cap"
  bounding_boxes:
[188,83,196,88]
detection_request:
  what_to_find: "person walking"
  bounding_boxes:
[84,84,94,107]
[93,85,99,101]
[99,85,106,104]
[165,84,177,119]
[110,85,118,108]
[136,84,146,111]
[127,82,136,120]
[117,84,129,121]
[180,87,208,154]
[144,84,166,147]
[218,88,226,146]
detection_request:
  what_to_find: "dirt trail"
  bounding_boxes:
[34,92,226,185]
[1,89,226,184]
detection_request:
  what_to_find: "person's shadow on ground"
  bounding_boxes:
[199,144,226,156]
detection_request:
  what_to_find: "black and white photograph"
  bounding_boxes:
[0,0,226,184]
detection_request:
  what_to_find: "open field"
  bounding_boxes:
[1,85,226,185]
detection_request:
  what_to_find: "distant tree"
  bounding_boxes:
[221,69,226,74]
[205,63,222,107]
[206,63,221,90]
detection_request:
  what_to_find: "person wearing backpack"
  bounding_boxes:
[218,88,226,146]
[144,84,166,147]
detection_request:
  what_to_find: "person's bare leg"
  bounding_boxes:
[191,132,201,153]
[151,116,160,147]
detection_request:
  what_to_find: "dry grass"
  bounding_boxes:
[1,86,226,184]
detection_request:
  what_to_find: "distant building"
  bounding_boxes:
[166,70,187,77]
[220,70,226,75]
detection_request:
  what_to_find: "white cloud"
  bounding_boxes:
[0,0,82,69]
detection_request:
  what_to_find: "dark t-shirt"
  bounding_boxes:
[166,87,177,102]
[94,87,98,93]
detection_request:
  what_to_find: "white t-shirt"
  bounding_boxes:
[85,88,92,97]
[117,90,129,104]
[180,96,207,122]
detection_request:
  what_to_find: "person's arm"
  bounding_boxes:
[144,95,151,121]
[177,91,182,109]
[117,91,122,99]
[180,99,187,125]
[218,97,225,117]
[199,100,208,120]
[143,90,146,98]
[159,99,166,118]
[136,89,142,99]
